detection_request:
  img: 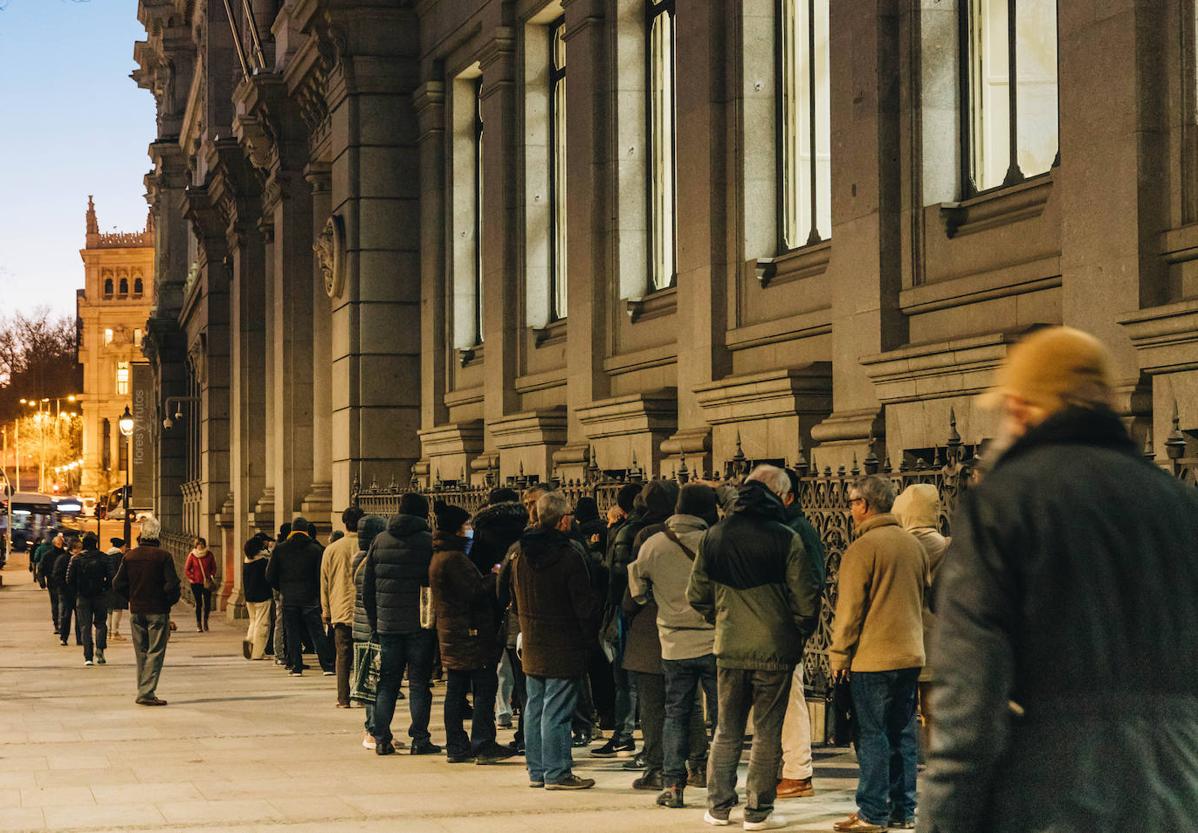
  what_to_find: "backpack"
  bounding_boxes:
[76,554,110,597]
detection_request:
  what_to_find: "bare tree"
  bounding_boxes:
[0,309,80,422]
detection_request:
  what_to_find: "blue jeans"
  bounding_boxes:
[525,675,579,784]
[850,668,920,825]
[612,660,638,743]
[373,630,435,745]
[282,604,333,674]
[662,653,718,787]
[76,594,109,662]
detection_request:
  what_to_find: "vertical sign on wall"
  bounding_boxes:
[132,364,156,509]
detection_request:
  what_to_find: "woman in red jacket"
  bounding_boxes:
[184,538,217,632]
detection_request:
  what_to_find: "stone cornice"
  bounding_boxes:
[576,390,678,439]
[477,26,516,97]
[1119,299,1198,374]
[414,80,446,141]
[486,409,568,450]
[694,366,833,424]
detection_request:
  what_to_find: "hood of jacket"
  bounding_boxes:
[665,513,709,535]
[387,513,430,539]
[730,480,787,523]
[517,527,570,567]
[358,515,387,552]
[473,500,527,533]
[641,480,679,521]
[892,483,941,531]
[432,531,470,555]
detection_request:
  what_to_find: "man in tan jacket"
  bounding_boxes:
[829,475,929,833]
[321,507,363,707]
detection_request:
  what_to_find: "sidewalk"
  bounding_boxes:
[0,562,859,833]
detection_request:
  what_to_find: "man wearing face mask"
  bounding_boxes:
[919,326,1198,833]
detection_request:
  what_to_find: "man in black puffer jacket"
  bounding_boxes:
[266,517,333,677]
[363,493,438,756]
[469,490,528,574]
[918,327,1198,833]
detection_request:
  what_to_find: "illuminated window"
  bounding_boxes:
[648,0,676,291]
[962,0,1059,194]
[549,17,568,320]
[133,328,143,347]
[116,362,129,396]
[104,328,114,345]
[779,0,831,248]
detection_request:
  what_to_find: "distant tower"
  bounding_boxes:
[85,195,99,248]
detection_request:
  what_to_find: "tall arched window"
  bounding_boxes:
[133,277,144,298]
[103,278,114,298]
[647,0,677,291]
[961,0,1059,194]
[779,0,831,248]
[549,17,568,320]
[119,278,129,297]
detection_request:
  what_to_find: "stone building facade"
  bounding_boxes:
[77,197,155,501]
[133,0,1198,609]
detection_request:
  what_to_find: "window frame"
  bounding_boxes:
[103,278,114,298]
[645,0,678,293]
[116,361,130,396]
[548,16,568,322]
[958,0,1060,199]
[474,78,485,345]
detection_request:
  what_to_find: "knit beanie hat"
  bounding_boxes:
[617,483,642,514]
[399,492,429,519]
[980,326,1114,414]
[574,496,600,524]
[641,480,679,518]
[433,501,470,534]
[676,484,719,527]
[488,487,520,505]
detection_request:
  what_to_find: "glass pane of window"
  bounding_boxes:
[104,328,113,345]
[1015,0,1058,178]
[649,6,677,291]
[781,0,832,248]
[551,20,569,320]
[475,82,485,344]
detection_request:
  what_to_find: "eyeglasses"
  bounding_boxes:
[848,497,865,507]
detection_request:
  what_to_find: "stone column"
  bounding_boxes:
[810,0,904,468]
[303,166,334,531]
[249,218,276,534]
[559,0,612,474]
[416,81,449,437]
[265,171,315,526]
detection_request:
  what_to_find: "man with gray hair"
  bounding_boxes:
[829,475,929,832]
[687,464,821,829]
[113,516,181,706]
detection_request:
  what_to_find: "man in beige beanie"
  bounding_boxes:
[919,326,1198,833]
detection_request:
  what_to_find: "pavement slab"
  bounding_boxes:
[0,562,860,832]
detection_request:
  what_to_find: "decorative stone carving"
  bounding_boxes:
[314,214,345,299]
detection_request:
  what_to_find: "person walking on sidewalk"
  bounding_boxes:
[66,532,115,667]
[321,507,363,707]
[509,491,600,791]
[430,501,514,765]
[113,517,181,706]
[829,475,929,833]
[105,538,129,640]
[687,465,821,830]
[922,327,1198,833]
[267,517,334,677]
[241,537,273,660]
[55,537,83,646]
[38,534,67,638]
[184,538,217,632]
[364,494,439,756]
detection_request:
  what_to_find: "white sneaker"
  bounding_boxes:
[361,732,376,750]
[704,811,730,827]
[743,815,788,831]
[84,660,94,666]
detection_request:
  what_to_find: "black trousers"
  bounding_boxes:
[445,665,499,756]
[59,592,81,644]
[190,584,212,627]
[48,585,61,633]
[506,646,527,745]
[282,604,333,673]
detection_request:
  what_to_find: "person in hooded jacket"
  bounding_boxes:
[267,518,334,676]
[509,491,599,791]
[430,501,516,764]
[54,536,83,646]
[352,514,388,750]
[892,482,948,756]
[363,493,439,756]
[688,465,821,830]
[105,538,128,640]
[38,534,67,637]
[921,327,1198,833]
[66,532,115,666]
[242,537,274,660]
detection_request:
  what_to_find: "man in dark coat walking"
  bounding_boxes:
[266,517,334,677]
[920,326,1198,833]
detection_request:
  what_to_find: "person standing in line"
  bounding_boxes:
[184,537,217,632]
[829,475,929,833]
[891,483,948,756]
[242,537,274,660]
[270,523,290,665]
[106,538,129,640]
[38,533,67,637]
[776,469,827,800]
[66,532,115,667]
[430,501,515,764]
[267,517,335,677]
[688,465,821,830]
[509,491,599,791]
[921,326,1198,833]
[363,494,439,756]
[55,537,83,646]
[29,535,47,577]
[113,516,181,706]
[352,514,387,750]
[628,483,720,809]
[321,507,363,707]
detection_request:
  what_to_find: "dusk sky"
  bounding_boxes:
[0,0,156,319]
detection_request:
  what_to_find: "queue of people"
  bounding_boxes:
[24,326,1198,830]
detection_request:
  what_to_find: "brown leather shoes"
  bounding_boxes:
[833,813,885,832]
[135,697,168,707]
[775,777,814,798]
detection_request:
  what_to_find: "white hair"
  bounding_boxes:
[746,464,791,500]
[139,515,161,540]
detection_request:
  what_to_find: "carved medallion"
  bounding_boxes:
[314,214,345,298]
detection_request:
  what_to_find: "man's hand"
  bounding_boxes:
[322,615,330,626]
[832,668,850,684]
[606,506,626,527]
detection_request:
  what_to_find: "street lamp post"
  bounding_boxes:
[119,406,134,546]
